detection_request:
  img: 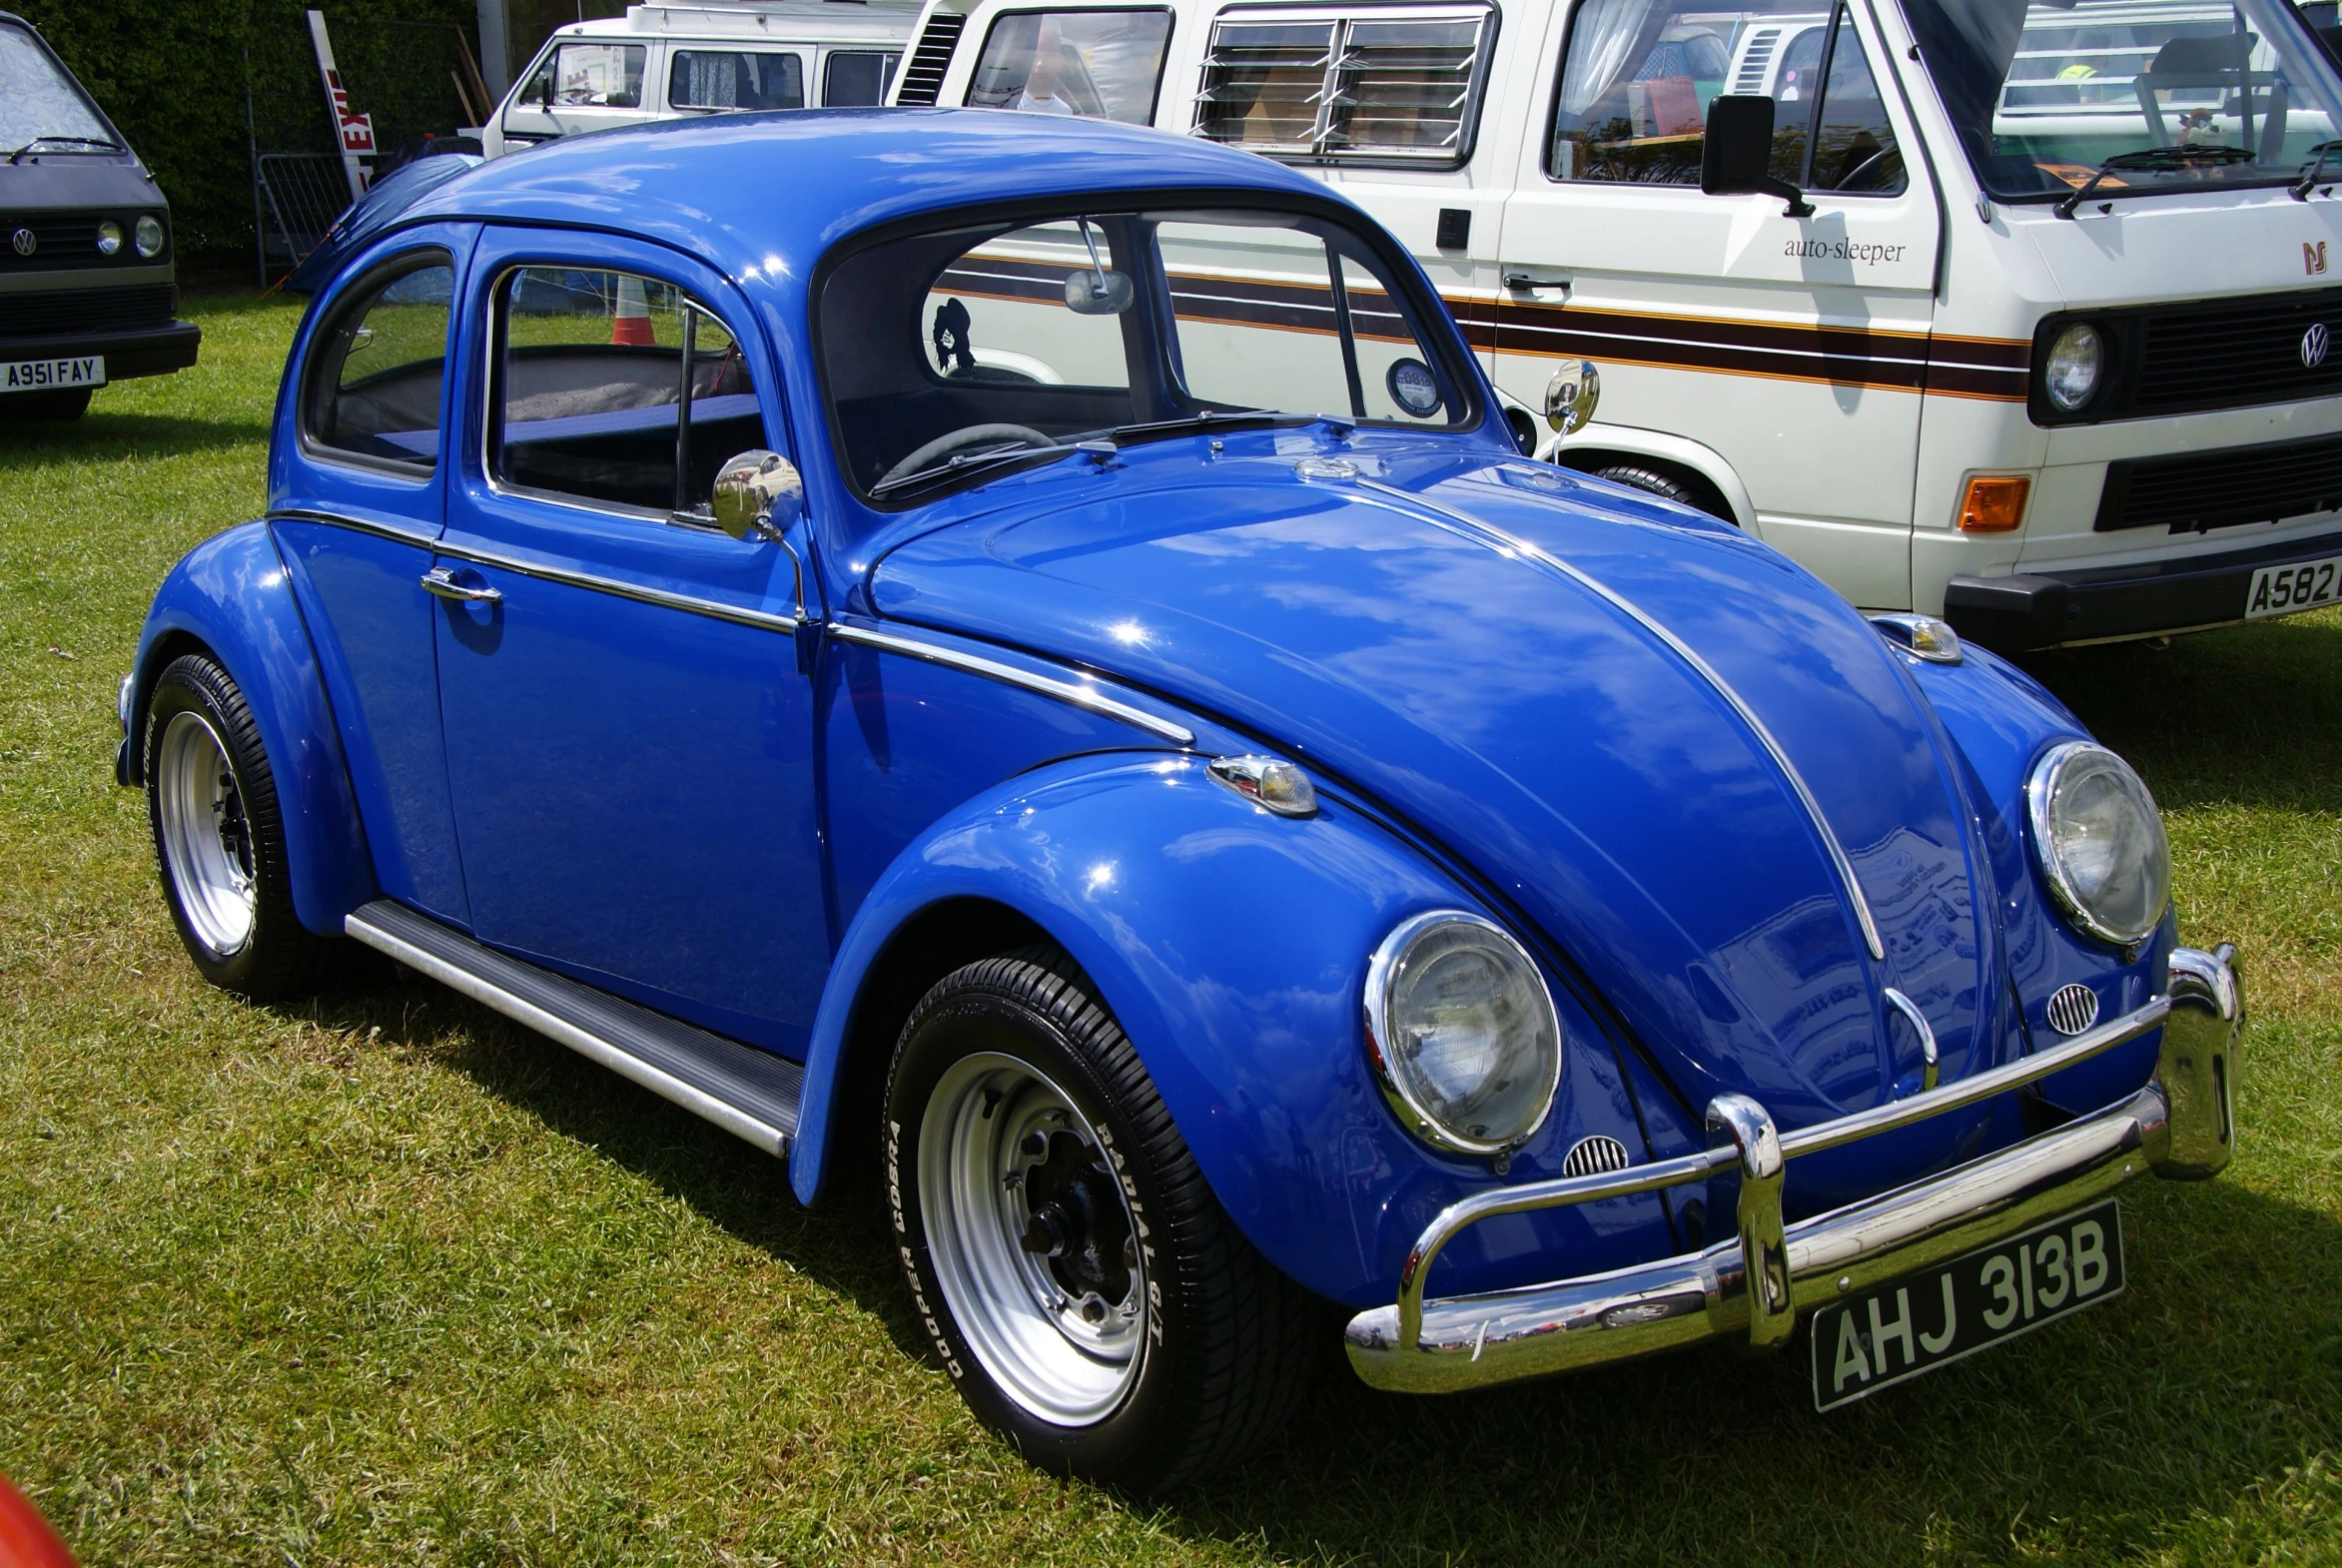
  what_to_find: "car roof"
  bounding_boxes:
[398,108,1341,313]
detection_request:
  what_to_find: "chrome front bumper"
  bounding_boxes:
[1345,946,2242,1395]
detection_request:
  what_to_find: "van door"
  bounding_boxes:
[500,37,656,147]
[1494,0,1940,609]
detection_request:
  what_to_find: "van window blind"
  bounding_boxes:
[1194,10,1490,164]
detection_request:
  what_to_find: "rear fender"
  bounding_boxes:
[126,521,376,936]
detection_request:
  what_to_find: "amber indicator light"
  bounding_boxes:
[1958,474,2031,532]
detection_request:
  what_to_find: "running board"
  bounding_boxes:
[345,899,802,1158]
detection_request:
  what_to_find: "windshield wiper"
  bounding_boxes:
[2055,145,2260,219]
[8,136,123,164]
[2295,140,2342,201]
[1098,407,1316,445]
[867,439,1071,497]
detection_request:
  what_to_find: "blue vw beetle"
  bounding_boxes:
[118,111,2243,1491]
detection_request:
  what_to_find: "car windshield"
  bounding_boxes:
[819,204,1471,499]
[1902,0,2342,201]
[0,22,116,153]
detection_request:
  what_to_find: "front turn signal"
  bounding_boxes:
[1958,474,2031,532]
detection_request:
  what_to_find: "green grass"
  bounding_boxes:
[2,293,2337,1566]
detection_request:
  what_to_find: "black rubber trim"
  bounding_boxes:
[345,898,803,1150]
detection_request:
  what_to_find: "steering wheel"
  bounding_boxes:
[879,422,1055,487]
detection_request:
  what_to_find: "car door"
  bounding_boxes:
[500,38,655,148]
[269,226,475,926]
[1495,0,1940,609]
[434,230,826,1054]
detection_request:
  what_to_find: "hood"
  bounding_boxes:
[867,440,2010,1155]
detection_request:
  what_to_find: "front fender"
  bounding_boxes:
[791,753,1675,1308]
[128,521,376,937]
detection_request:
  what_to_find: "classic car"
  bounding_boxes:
[117,110,2243,1491]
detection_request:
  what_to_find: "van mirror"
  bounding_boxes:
[1700,96,1815,218]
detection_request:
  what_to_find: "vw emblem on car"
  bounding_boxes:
[9,228,34,257]
[2303,322,2332,370]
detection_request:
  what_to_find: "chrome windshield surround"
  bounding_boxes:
[1362,910,1565,1158]
[1356,477,1886,961]
[830,621,1196,748]
[1347,945,2241,1391]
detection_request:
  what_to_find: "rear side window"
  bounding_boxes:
[670,50,804,110]
[1193,8,1493,164]
[823,49,902,105]
[303,256,454,470]
[967,10,1172,122]
[492,267,764,517]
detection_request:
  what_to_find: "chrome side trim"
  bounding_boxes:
[267,506,437,550]
[1356,476,1886,961]
[830,621,1196,747]
[432,536,805,634]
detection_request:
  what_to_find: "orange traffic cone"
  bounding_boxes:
[0,1472,78,1568]
[611,275,654,346]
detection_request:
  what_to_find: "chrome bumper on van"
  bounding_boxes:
[1345,946,2241,1395]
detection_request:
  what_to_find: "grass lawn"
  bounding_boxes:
[2,292,2337,1567]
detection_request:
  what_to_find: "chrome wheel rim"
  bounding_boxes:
[155,710,257,957]
[919,1051,1147,1425]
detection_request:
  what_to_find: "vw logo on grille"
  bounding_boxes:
[2304,322,2333,370]
[8,228,33,257]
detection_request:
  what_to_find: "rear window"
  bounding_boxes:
[0,21,116,153]
[824,49,903,105]
[304,255,455,470]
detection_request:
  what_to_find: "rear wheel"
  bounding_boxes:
[145,653,333,1000]
[7,389,92,421]
[885,948,1315,1492]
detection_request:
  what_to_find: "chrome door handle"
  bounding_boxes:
[419,565,501,604]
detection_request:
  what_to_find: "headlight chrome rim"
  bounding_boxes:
[2044,323,2104,412]
[96,220,123,257]
[1364,910,1563,1158]
[134,215,165,258]
[2025,740,2171,947]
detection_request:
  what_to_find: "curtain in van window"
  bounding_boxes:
[1558,0,1665,117]
[671,51,804,111]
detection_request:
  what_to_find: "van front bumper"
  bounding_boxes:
[1344,946,2241,1395]
[1944,526,2342,651]
[0,321,201,389]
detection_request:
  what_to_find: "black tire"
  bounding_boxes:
[1588,460,1705,508]
[144,653,335,1000]
[7,388,92,421]
[885,948,1315,1493]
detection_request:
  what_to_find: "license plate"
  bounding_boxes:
[3,355,104,392]
[1811,1199,2124,1412]
[2245,555,2342,619]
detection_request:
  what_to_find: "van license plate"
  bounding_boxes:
[2245,556,2342,619]
[3,355,104,392]
[1811,1199,2124,1412]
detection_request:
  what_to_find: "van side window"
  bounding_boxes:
[824,49,902,105]
[1195,9,1493,165]
[1549,0,1905,193]
[303,257,454,470]
[527,42,647,108]
[493,268,764,516]
[670,50,804,111]
[967,10,1172,122]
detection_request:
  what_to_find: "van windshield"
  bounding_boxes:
[1901,0,2342,201]
[0,22,118,155]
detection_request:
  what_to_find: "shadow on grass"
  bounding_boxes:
[0,411,268,465]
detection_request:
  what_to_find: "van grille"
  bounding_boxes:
[2134,287,2342,413]
[2095,428,2342,531]
[0,210,161,272]
[0,282,176,339]
[894,12,966,105]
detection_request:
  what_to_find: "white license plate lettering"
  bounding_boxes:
[3,356,105,392]
[2246,554,2342,619]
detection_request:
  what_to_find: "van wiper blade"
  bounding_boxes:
[867,440,1070,497]
[1099,407,1314,444]
[8,136,123,163]
[2055,145,2259,219]
[2294,140,2342,201]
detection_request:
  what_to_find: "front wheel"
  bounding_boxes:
[885,949,1315,1492]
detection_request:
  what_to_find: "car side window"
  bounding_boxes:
[823,49,901,105]
[493,267,764,517]
[303,255,454,470]
[967,10,1172,122]
[670,50,804,111]
[1548,0,1905,192]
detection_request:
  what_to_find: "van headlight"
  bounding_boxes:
[134,216,165,258]
[2026,741,2170,946]
[1364,912,1562,1156]
[2043,323,2104,412]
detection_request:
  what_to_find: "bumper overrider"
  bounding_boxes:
[1345,946,2242,1394]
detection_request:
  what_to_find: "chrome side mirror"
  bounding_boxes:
[1543,361,1600,435]
[711,449,804,542]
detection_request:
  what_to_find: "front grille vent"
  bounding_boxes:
[0,211,160,272]
[2095,429,2342,532]
[2046,983,2100,1037]
[1560,1135,1632,1177]
[2135,289,2342,414]
[0,282,176,339]
[894,12,966,105]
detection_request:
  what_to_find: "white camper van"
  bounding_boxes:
[888,0,2342,648]
[483,1,918,159]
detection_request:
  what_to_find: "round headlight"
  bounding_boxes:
[1364,912,1561,1156]
[134,215,165,258]
[2044,323,2104,412]
[95,220,123,257]
[2026,741,2170,946]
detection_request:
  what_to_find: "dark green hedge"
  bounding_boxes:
[15,0,484,265]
